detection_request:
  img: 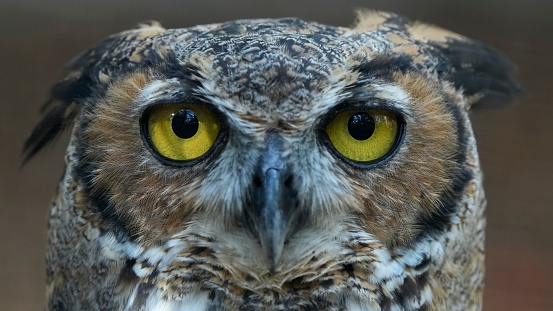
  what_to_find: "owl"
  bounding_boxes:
[24,11,521,311]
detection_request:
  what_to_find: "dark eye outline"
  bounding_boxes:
[318,103,406,168]
[140,100,227,167]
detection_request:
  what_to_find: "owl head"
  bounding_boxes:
[25,11,521,309]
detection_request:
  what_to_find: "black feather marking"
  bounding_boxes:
[430,39,525,108]
[353,54,415,82]
[413,94,473,241]
[117,259,139,286]
[74,150,137,240]
[416,163,472,238]
[128,282,155,309]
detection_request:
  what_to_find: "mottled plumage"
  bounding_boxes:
[25,11,521,311]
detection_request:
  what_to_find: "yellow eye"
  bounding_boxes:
[145,103,221,162]
[325,109,401,163]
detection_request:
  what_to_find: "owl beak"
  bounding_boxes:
[248,133,298,272]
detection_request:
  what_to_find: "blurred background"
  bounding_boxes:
[1,0,551,310]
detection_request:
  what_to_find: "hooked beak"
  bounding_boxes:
[246,133,300,271]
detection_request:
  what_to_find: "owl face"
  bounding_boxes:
[26,12,521,310]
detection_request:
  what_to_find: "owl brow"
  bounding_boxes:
[133,78,205,114]
[131,59,211,109]
[333,54,416,111]
[339,81,411,116]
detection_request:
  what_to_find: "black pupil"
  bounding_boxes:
[171,109,198,139]
[348,112,375,141]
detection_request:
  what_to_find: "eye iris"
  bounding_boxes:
[348,112,375,140]
[171,109,198,139]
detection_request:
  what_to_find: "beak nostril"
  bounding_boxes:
[284,175,293,188]
[253,175,263,188]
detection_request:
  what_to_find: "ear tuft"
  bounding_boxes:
[430,39,525,109]
[23,23,168,164]
[354,10,411,32]
[409,22,525,109]
[356,12,524,109]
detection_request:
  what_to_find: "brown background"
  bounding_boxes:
[1,0,552,310]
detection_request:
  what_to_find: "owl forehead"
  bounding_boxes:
[168,31,402,122]
[190,36,337,111]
